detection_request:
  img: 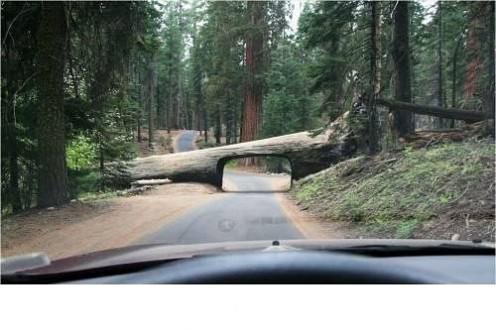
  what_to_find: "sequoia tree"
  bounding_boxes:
[240,1,266,143]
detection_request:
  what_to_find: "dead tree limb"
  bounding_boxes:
[376,98,493,122]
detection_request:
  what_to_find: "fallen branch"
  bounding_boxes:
[376,98,493,122]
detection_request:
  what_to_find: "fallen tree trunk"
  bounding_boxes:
[376,98,493,122]
[113,105,491,188]
[127,113,358,187]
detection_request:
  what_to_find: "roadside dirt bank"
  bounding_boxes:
[276,193,350,239]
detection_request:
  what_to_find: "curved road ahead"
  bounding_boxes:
[138,131,303,245]
[174,130,198,152]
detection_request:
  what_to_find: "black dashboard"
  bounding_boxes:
[63,250,495,284]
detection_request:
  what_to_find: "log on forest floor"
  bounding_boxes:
[126,112,359,187]
[377,98,494,123]
[123,106,493,188]
[404,120,495,148]
[131,179,171,187]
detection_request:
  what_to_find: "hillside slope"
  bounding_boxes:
[292,139,495,241]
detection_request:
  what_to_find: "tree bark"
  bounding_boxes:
[241,1,265,143]
[167,78,171,134]
[202,93,208,142]
[450,37,462,128]
[146,65,154,148]
[392,1,414,136]
[376,98,493,122]
[156,81,163,129]
[36,2,69,207]
[126,113,358,187]
[436,2,446,128]
[137,110,142,142]
[463,3,483,104]
[215,109,221,145]
[451,37,462,108]
[486,2,495,135]
[368,1,381,154]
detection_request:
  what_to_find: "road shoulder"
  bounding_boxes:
[275,193,349,239]
[1,183,221,260]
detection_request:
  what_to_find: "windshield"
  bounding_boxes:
[1,0,495,261]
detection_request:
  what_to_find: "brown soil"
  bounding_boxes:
[412,190,495,242]
[1,183,221,260]
[277,193,355,239]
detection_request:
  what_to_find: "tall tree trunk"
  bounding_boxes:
[215,109,221,145]
[225,93,232,145]
[169,69,178,130]
[196,103,201,132]
[203,103,208,142]
[435,2,446,128]
[146,65,154,148]
[167,81,171,134]
[137,110,142,142]
[486,1,495,135]
[450,37,462,128]
[201,86,208,142]
[368,1,381,154]
[156,82,163,129]
[177,72,183,129]
[136,68,143,142]
[233,100,238,144]
[391,1,414,136]
[36,2,69,207]
[463,2,484,108]
[225,112,232,145]
[241,1,265,143]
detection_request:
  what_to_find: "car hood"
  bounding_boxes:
[2,239,494,276]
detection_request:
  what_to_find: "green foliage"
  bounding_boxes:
[68,169,101,199]
[66,135,97,170]
[262,39,322,137]
[298,1,361,116]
